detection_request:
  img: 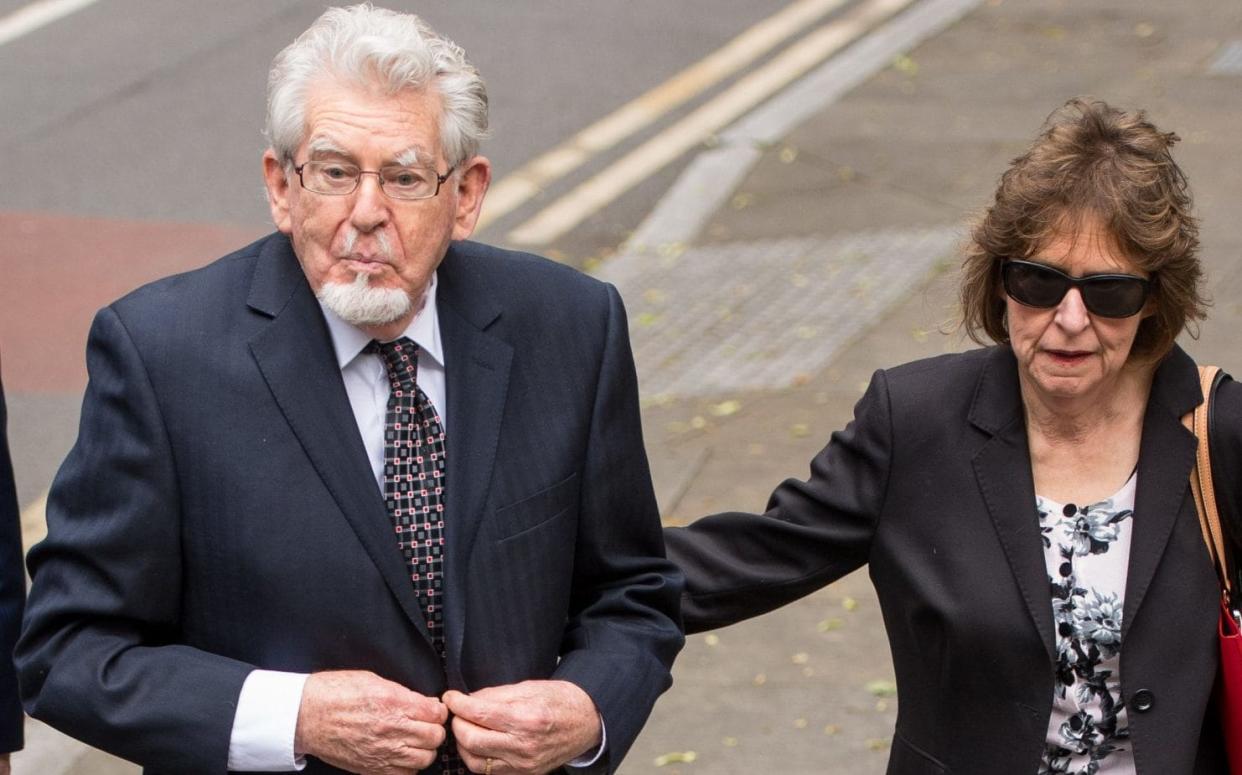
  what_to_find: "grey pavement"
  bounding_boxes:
[605,0,1242,773]
[8,0,1242,772]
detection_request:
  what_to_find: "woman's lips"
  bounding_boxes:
[1045,349,1091,366]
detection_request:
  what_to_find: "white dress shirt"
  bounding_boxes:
[226,274,602,770]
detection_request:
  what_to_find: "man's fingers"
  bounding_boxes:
[407,719,448,750]
[444,687,501,728]
[457,751,506,775]
[405,690,449,724]
[452,714,509,758]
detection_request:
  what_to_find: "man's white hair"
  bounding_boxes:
[266,3,489,167]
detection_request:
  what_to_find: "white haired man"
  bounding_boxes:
[17,6,682,774]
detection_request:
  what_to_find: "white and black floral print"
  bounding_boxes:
[1036,473,1137,775]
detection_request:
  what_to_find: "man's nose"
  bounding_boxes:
[349,172,390,231]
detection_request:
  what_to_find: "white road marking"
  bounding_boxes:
[20,489,47,550]
[478,0,852,229]
[627,0,985,251]
[507,0,916,246]
[0,0,99,48]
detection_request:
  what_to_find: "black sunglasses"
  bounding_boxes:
[1001,259,1151,318]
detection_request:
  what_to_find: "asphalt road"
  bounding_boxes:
[0,0,790,225]
[4,0,1241,772]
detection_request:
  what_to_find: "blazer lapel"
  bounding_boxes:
[435,248,514,687]
[1122,346,1201,640]
[970,347,1057,661]
[245,235,433,642]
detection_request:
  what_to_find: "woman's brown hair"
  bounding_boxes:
[960,97,1206,360]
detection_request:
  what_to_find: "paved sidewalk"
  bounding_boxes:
[10,0,1241,772]
[617,0,1242,772]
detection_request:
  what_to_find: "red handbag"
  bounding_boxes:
[1184,364,1242,769]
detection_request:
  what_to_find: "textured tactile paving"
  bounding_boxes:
[596,226,961,398]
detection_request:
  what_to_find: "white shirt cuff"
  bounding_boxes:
[227,670,310,771]
[566,714,606,768]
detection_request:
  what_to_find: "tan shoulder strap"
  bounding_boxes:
[1184,364,1229,594]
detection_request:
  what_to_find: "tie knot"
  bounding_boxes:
[370,337,419,392]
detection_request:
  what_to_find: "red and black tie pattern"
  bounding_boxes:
[371,337,463,775]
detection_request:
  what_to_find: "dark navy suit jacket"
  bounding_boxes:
[0,373,24,753]
[17,233,683,774]
[667,345,1235,774]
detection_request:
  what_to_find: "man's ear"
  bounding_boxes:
[450,155,492,241]
[262,149,294,235]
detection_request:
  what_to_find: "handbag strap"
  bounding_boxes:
[1183,364,1231,596]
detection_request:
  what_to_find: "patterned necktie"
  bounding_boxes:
[371,337,463,775]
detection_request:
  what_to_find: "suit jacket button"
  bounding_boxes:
[1130,689,1155,712]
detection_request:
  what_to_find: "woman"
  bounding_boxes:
[664,98,1241,774]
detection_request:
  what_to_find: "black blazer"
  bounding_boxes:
[666,345,1235,774]
[17,233,683,774]
[0,373,24,754]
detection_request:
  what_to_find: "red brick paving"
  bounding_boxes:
[0,211,267,393]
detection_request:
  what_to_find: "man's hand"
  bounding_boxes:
[0,751,10,775]
[295,670,448,775]
[443,680,601,775]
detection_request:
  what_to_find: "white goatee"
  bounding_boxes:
[317,272,412,327]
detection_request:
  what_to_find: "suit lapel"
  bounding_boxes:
[1122,347,1201,640]
[436,247,514,687]
[245,235,433,642]
[970,347,1057,661]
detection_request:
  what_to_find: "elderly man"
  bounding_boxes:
[0,367,23,775]
[16,6,681,775]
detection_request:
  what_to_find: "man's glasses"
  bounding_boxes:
[294,161,454,200]
[1001,259,1150,318]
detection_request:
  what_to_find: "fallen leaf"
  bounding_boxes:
[1134,21,1155,38]
[790,423,810,438]
[865,679,897,698]
[891,54,918,76]
[690,416,707,430]
[791,652,810,665]
[636,312,661,327]
[704,634,720,647]
[730,192,755,210]
[817,618,844,632]
[722,736,738,748]
[709,400,742,417]
[779,146,799,164]
[654,751,698,767]
[753,673,767,686]
[793,718,809,729]
[823,724,841,735]
[842,596,858,612]
[866,738,891,752]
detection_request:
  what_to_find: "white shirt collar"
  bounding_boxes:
[318,272,444,371]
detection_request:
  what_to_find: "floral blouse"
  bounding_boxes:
[1036,473,1137,775]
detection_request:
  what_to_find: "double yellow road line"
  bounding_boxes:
[490,0,916,246]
